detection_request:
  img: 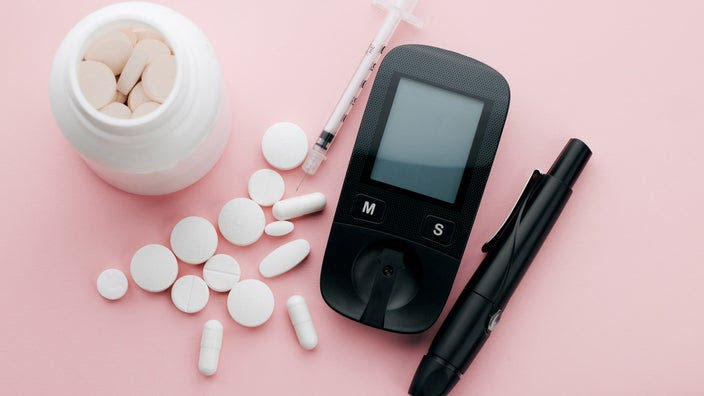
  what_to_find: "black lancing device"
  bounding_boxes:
[319,45,511,333]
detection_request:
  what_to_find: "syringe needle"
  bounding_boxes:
[296,174,307,192]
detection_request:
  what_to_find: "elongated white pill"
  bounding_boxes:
[287,295,318,350]
[259,239,310,278]
[272,192,326,220]
[203,254,240,292]
[130,244,178,292]
[116,48,148,95]
[171,275,209,313]
[199,319,223,376]
[265,221,294,237]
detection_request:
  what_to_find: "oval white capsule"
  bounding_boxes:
[272,192,326,221]
[198,320,223,376]
[259,239,310,278]
[264,221,294,237]
[287,295,318,350]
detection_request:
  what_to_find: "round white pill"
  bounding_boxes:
[84,31,134,75]
[134,38,171,63]
[142,54,176,103]
[96,268,128,300]
[79,61,116,109]
[272,192,326,221]
[100,102,131,119]
[265,221,294,237]
[116,48,148,95]
[170,216,218,265]
[287,295,318,350]
[248,169,285,206]
[199,319,223,376]
[227,279,275,327]
[131,101,160,118]
[203,254,241,292]
[218,198,265,246]
[259,239,310,278]
[127,82,149,111]
[261,122,309,170]
[134,28,167,44]
[171,275,210,313]
[130,244,178,292]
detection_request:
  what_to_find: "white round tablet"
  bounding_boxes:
[203,254,241,292]
[218,198,265,246]
[261,122,308,170]
[248,169,285,206]
[264,221,294,237]
[96,268,128,300]
[170,216,218,265]
[142,54,176,103]
[131,101,160,118]
[100,102,131,119]
[84,31,134,75]
[130,244,178,292]
[79,61,116,109]
[227,279,275,327]
[134,38,171,64]
[171,275,210,313]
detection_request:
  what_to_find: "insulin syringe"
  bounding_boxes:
[298,0,422,189]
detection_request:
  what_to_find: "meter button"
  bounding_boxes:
[351,195,386,223]
[420,216,455,245]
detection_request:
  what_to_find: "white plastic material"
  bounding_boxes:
[227,279,275,327]
[171,275,210,313]
[170,216,218,264]
[261,122,309,170]
[203,254,241,292]
[248,169,285,206]
[218,198,265,246]
[272,192,326,220]
[259,239,311,278]
[265,221,294,237]
[50,2,231,195]
[96,268,128,300]
[287,295,318,350]
[130,244,178,292]
[199,320,223,376]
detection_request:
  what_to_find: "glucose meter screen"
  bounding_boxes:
[370,77,484,204]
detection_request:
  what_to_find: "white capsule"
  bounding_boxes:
[198,319,223,376]
[287,295,318,350]
[272,192,326,221]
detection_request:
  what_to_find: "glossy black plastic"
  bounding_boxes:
[320,45,511,333]
[409,138,592,395]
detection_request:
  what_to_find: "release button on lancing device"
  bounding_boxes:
[421,216,455,245]
[351,194,386,223]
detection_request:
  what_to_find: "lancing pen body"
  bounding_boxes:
[409,138,592,396]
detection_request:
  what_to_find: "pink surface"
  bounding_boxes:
[1,0,703,395]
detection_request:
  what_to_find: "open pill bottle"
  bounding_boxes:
[50,2,231,195]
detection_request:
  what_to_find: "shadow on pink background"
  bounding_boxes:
[1,0,703,395]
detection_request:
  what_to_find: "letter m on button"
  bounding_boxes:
[362,201,376,215]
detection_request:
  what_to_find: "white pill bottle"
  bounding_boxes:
[49,2,231,195]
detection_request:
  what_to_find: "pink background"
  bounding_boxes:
[1,0,703,394]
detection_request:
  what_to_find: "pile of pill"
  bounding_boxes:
[79,27,175,119]
[96,122,323,375]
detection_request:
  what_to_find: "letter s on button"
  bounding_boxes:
[433,223,444,236]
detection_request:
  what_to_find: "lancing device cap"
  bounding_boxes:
[409,354,460,396]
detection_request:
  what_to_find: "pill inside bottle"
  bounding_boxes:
[79,26,176,119]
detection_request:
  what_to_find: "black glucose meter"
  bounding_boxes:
[320,45,510,333]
